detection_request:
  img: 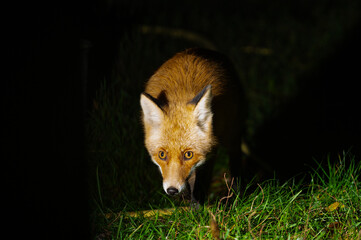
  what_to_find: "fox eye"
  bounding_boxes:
[184,151,193,160]
[158,150,167,160]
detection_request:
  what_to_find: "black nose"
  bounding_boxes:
[166,187,179,196]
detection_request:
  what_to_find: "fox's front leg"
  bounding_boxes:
[187,170,199,208]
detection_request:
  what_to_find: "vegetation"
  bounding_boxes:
[94,153,360,239]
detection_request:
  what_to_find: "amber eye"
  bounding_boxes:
[158,150,167,160]
[184,151,193,160]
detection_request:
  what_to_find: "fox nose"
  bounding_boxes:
[166,187,179,196]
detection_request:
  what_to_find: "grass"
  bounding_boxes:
[85,1,361,238]
[94,153,360,239]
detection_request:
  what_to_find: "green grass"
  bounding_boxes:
[94,153,360,239]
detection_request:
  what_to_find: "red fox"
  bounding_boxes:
[140,48,246,203]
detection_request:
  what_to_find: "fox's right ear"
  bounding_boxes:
[191,85,213,131]
[140,93,164,127]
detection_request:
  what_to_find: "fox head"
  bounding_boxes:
[140,85,215,195]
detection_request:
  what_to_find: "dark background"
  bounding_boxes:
[4,0,360,238]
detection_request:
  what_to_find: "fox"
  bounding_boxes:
[140,48,246,203]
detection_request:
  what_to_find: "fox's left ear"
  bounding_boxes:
[190,85,213,131]
[140,93,164,128]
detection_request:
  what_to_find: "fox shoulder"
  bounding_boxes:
[143,48,236,104]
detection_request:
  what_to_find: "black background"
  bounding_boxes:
[4,0,360,238]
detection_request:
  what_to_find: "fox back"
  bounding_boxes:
[140,48,244,200]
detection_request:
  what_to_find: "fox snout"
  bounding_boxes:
[166,187,179,196]
[162,178,186,196]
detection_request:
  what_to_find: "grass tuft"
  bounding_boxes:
[93,153,360,239]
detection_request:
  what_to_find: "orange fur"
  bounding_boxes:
[140,48,232,197]
[145,49,225,105]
